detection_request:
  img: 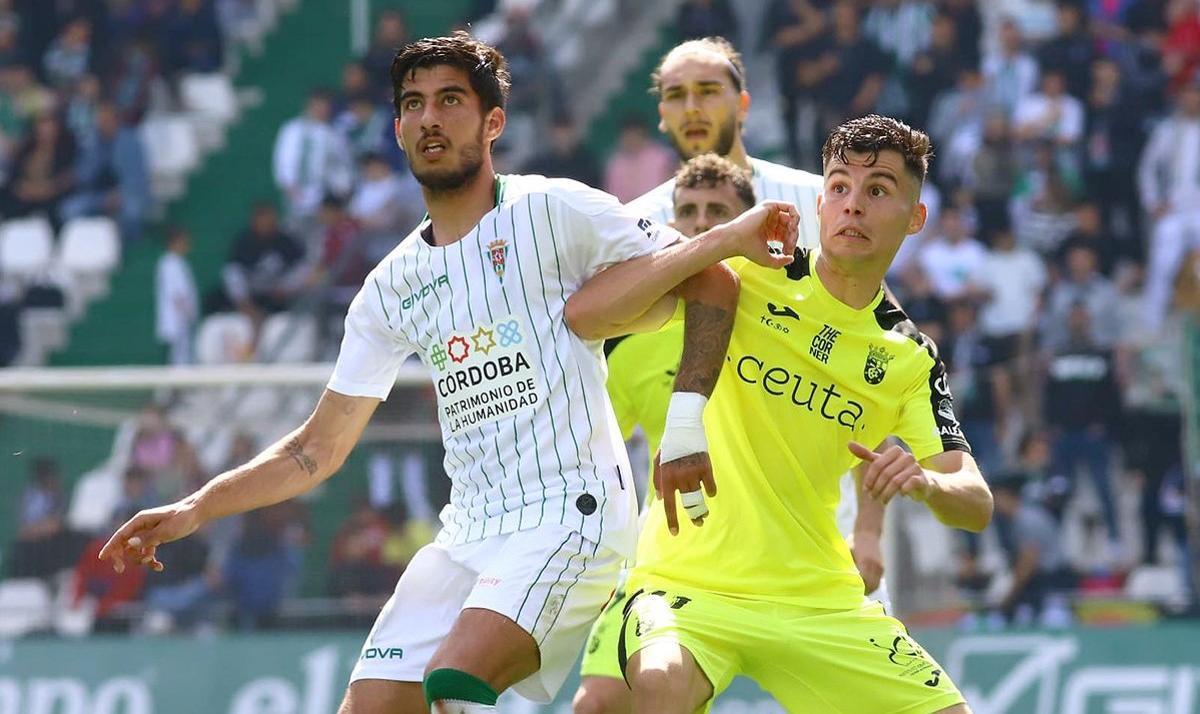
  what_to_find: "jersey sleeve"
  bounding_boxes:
[552,183,682,285]
[894,335,972,462]
[327,276,415,400]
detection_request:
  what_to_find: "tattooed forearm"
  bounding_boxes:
[284,437,318,476]
[675,299,734,396]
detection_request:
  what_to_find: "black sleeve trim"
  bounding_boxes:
[785,247,813,280]
[923,338,973,455]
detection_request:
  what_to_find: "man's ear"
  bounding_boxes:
[907,201,928,236]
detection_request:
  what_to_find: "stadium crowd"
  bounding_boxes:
[2,0,1199,636]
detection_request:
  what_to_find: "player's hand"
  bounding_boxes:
[98,501,203,574]
[653,451,717,535]
[847,531,884,594]
[716,201,799,268]
[848,441,936,504]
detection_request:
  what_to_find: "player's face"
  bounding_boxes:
[672,183,750,237]
[818,149,925,269]
[394,64,504,192]
[657,52,747,160]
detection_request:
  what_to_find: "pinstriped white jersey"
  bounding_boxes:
[627,156,824,250]
[329,174,677,557]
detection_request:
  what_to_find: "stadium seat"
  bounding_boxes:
[180,73,239,150]
[1125,564,1189,607]
[16,307,69,365]
[196,313,256,364]
[256,312,317,363]
[0,578,53,637]
[0,217,54,281]
[57,217,122,309]
[140,114,201,200]
[66,467,123,533]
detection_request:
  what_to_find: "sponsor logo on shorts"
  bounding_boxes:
[361,647,404,660]
[868,634,941,686]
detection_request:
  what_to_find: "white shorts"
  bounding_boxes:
[349,523,622,702]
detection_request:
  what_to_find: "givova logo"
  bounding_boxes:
[361,647,404,660]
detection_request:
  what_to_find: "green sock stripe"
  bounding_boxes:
[423,668,499,707]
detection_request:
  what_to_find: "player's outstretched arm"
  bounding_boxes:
[99,389,380,573]
[849,442,993,533]
[564,201,798,340]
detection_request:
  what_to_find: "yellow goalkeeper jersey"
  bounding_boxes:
[630,248,972,608]
[604,322,684,473]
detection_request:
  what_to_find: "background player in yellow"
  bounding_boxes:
[567,115,993,713]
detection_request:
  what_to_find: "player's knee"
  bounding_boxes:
[573,677,631,714]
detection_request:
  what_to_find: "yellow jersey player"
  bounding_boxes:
[569,115,992,713]
[575,36,888,714]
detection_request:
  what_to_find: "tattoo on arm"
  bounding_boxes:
[284,437,318,476]
[674,300,734,396]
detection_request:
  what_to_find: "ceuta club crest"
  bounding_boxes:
[864,343,895,385]
[486,239,508,282]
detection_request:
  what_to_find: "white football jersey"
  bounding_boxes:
[330,174,679,556]
[628,156,824,250]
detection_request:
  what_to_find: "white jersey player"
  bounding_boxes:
[100,33,800,714]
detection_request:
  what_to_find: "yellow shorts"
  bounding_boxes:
[578,584,629,679]
[618,581,965,714]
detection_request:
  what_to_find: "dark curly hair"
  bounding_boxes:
[821,114,933,184]
[674,153,756,209]
[390,31,511,117]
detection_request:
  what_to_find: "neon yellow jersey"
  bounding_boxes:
[630,248,972,608]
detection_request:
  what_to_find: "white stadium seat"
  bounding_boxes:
[57,217,121,308]
[196,312,256,364]
[66,467,123,533]
[0,578,53,637]
[140,114,201,200]
[256,312,317,363]
[0,217,54,280]
[180,73,239,150]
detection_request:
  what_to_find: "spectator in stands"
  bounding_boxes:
[1084,58,1147,247]
[982,18,1039,116]
[164,0,225,77]
[1057,203,1120,276]
[862,0,935,70]
[64,73,100,150]
[360,9,409,94]
[223,504,303,630]
[1011,140,1083,253]
[676,0,740,44]
[969,112,1019,231]
[1043,243,1121,351]
[0,284,19,366]
[1044,301,1124,559]
[102,37,163,125]
[905,11,969,129]
[943,300,1003,472]
[155,225,199,365]
[308,194,368,333]
[917,205,987,301]
[214,202,307,321]
[5,457,82,579]
[0,109,76,226]
[348,151,422,250]
[1013,69,1086,151]
[522,113,600,188]
[42,16,92,89]
[129,404,201,497]
[764,0,828,167]
[59,100,151,242]
[602,116,675,203]
[141,532,216,633]
[927,67,990,186]
[990,473,1074,627]
[272,90,354,226]
[805,1,888,135]
[334,91,390,162]
[1137,77,1200,334]
[116,467,160,519]
[1038,0,1095,98]
[1163,0,1200,95]
[329,501,399,599]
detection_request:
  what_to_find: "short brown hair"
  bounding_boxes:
[651,37,746,96]
[821,114,933,183]
[673,153,756,210]
[391,31,511,116]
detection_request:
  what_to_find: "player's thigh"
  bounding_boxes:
[338,679,426,714]
[747,601,966,714]
[441,524,624,702]
[349,542,476,691]
[573,675,632,714]
[619,586,744,713]
[579,585,632,680]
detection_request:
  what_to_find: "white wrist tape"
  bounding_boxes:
[659,392,708,464]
